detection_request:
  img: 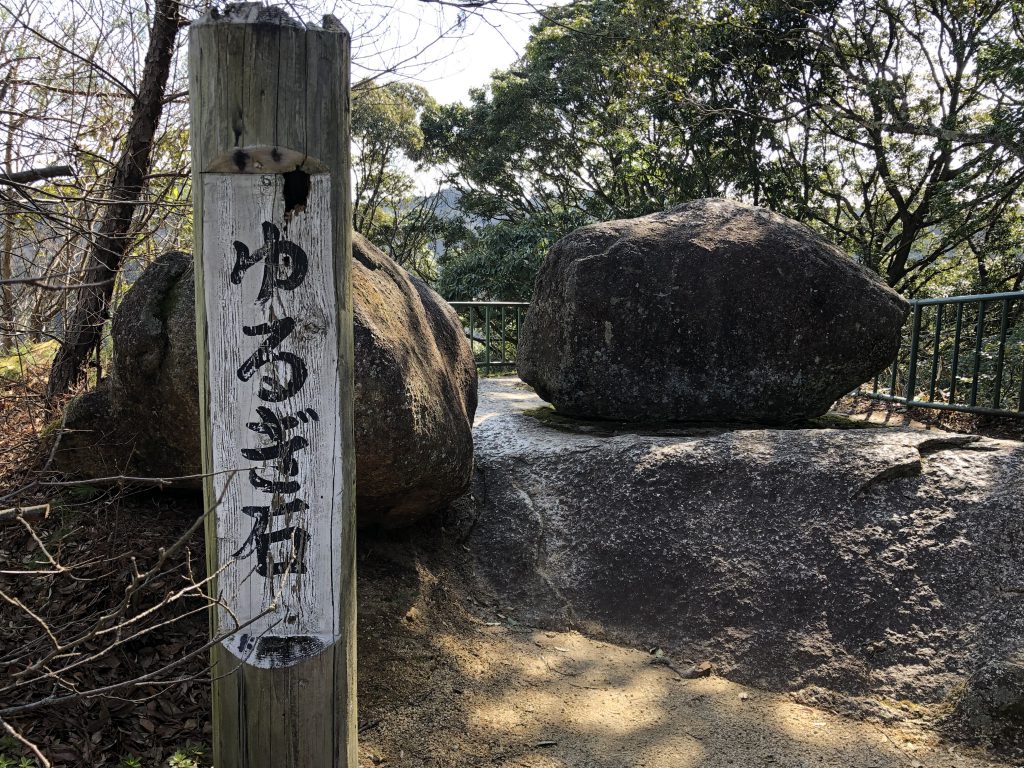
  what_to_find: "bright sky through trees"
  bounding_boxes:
[337,0,566,105]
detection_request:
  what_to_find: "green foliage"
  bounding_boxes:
[0,340,58,382]
[422,0,778,224]
[424,0,1024,298]
[351,81,447,280]
[0,737,37,768]
[437,216,581,301]
[762,0,1024,296]
[421,0,823,298]
[167,743,205,768]
[108,742,205,768]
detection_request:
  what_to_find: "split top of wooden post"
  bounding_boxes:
[199,2,347,33]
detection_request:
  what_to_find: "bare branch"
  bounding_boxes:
[0,164,73,186]
[0,717,51,768]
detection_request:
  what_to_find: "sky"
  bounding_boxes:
[333,0,565,189]
[40,0,555,106]
[403,12,533,105]
[339,0,561,106]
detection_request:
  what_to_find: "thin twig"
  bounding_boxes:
[0,717,51,768]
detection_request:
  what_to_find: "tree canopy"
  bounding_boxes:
[352,80,449,281]
[424,0,1024,299]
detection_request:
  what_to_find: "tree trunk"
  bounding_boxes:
[46,0,182,403]
[2,108,20,353]
[1,208,15,352]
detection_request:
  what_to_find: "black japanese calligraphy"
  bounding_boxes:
[230,222,315,582]
[231,221,309,305]
[237,318,308,402]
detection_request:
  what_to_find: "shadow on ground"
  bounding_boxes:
[356,523,1012,768]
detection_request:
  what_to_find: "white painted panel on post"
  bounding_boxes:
[201,172,343,669]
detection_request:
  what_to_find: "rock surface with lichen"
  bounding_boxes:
[518,198,909,423]
[453,378,1024,751]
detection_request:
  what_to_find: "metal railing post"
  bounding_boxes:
[928,303,943,402]
[993,298,1010,409]
[1018,355,1024,413]
[500,304,507,366]
[448,301,530,373]
[969,300,987,408]
[905,303,922,403]
[453,293,1024,418]
[950,302,964,404]
[484,304,492,376]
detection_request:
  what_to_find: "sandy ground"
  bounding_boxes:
[356,538,1009,768]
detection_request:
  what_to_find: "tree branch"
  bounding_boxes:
[0,165,73,187]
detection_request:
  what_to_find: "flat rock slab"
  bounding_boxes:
[459,378,1024,740]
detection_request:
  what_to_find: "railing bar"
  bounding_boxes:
[448,301,531,307]
[911,290,1024,306]
[928,303,943,402]
[866,391,1022,418]
[949,303,964,404]
[905,303,922,403]
[484,305,492,377]
[500,305,507,365]
[969,300,987,407]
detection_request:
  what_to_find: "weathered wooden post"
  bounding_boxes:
[188,5,356,767]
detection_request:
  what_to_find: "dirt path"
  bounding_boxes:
[357,549,1009,768]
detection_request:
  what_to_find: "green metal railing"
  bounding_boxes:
[451,292,1024,416]
[858,290,1024,417]
[449,301,530,375]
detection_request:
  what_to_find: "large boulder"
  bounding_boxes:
[518,198,909,423]
[458,379,1024,716]
[55,234,477,528]
[351,234,478,525]
[58,252,201,484]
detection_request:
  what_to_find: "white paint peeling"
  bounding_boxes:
[201,172,344,669]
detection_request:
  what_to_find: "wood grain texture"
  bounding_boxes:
[203,173,341,667]
[189,5,355,767]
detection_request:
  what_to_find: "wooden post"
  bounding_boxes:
[188,6,355,767]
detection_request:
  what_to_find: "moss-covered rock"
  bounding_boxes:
[54,236,478,528]
[948,654,1024,751]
